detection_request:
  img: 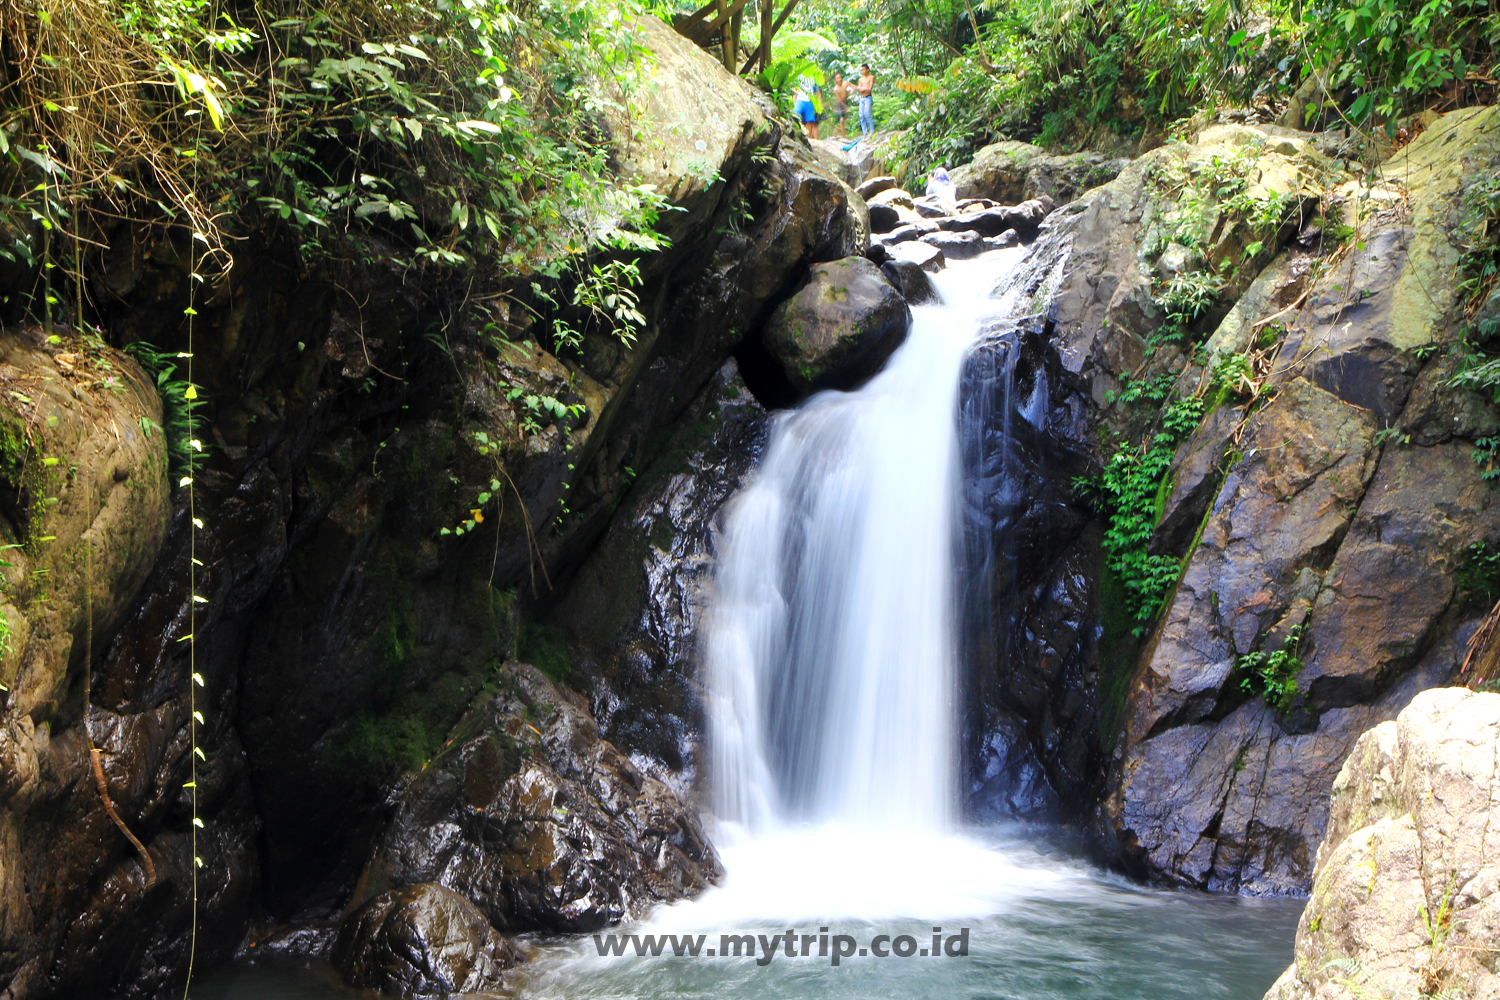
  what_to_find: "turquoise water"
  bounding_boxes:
[191,830,1302,1000]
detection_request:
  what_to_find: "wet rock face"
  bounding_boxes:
[763,256,910,396]
[333,883,520,997]
[351,662,723,935]
[957,323,1097,819]
[1264,689,1500,1000]
[549,363,767,786]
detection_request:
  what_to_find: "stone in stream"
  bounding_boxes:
[762,256,911,394]
[333,883,521,996]
[888,239,945,272]
[876,219,938,246]
[949,139,1131,205]
[936,196,1055,239]
[868,187,915,209]
[881,259,941,306]
[912,196,949,218]
[987,229,1020,250]
[920,230,986,260]
[856,175,898,199]
[867,201,902,233]
[877,223,922,245]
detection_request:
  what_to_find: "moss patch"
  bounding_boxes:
[338,665,499,778]
[1097,563,1143,752]
[517,620,572,685]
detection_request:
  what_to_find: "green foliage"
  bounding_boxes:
[1080,374,1206,632]
[1297,0,1496,135]
[1153,270,1221,343]
[341,666,495,776]
[1238,622,1306,710]
[123,341,204,486]
[753,31,839,112]
[1456,541,1500,604]
[2,0,669,360]
[516,620,572,684]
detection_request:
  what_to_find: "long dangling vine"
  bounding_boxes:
[180,255,204,999]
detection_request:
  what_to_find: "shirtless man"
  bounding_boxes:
[831,72,851,138]
[856,64,875,137]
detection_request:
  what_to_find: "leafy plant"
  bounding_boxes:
[2,0,672,363]
[1153,270,1220,343]
[1456,541,1500,604]
[123,341,203,485]
[753,30,839,112]
[1081,374,1207,631]
[1238,622,1306,711]
[1295,0,1496,136]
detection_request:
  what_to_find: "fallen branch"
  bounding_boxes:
[90,747,157,887]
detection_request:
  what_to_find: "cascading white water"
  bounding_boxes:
[489,245,1306,1000]
[705,247,1029,838]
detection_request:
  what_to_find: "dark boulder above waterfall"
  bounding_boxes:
[346,662,723,936]
[881,259,941,305]
[763,256,911,396]
[920,230,987,260]
[333,883,521,997]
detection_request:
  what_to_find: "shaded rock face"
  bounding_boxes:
[350,662,723,936]
[1264,689,1500,1000]
[957,322,1098,819]
[333,883,520,997]
[0,16,863,999]
[763,257,911,396]
[937,108,1500,894]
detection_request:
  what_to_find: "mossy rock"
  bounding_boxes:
[761,256,910,398]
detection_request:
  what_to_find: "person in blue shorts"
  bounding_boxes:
[792,74,820,140]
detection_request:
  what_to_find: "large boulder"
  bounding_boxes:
[348,662,723,934]
[888,240,945,272]
[333,883,521,997]
[881,259,940,305]
[762,256,910,395]
[950,140,1131,205]
[1264,689,1500,1000]
[602,15,771,250]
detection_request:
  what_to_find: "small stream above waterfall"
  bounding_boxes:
[187,248,1302,999]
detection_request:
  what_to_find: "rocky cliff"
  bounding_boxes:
[962,106,1500,893]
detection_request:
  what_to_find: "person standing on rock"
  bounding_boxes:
[793,73,821,140]
[831,71,851,138]
[856,64,875,137]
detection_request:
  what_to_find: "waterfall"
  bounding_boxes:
[705,247,1032,836]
